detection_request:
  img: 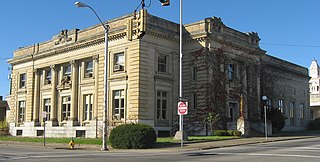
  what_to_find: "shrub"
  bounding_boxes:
[0,121,8,129]
[227,130,233,136]
[213,130,228,136]
[267,108,286,132]
[0,121,8,136]
[308,118,320,130]
[233,130,242,136]
[226,130,242,136]
[109,123,156,149]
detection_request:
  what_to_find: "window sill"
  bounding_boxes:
[18,88,27,93]
[110,73,127,80]
[156,120,169,126]
[17,122,25,127]
[57,84,71,91]
[154,73,173,81]
[42,84,51,90]
[80,78,94,86]
[82,120,92,126]
[83,76,94,80]
[111,70,126,75]
[60,120,67,126]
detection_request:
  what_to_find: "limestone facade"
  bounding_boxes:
[261,55,310,131]
[6,10,310,137]
[309,59,320,119]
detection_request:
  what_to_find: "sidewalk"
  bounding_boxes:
[126,135,319,153]
[1,135,318,152]
[180,135,318,151]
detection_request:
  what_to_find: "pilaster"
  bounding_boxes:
[70,60,78,123]
[93,55,99,119]
[50,65,58,125]
[32,69,40,126]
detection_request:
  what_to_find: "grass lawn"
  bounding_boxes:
[0,136,102,145]
[0,135,239,145]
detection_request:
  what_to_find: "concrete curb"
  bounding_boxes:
[0,135,318,153]
[180,136,319,152]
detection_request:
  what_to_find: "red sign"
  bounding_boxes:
[178,101,188,115]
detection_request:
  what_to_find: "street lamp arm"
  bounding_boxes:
[75,1,109,31]
[87,5,109,31]
[75,1,109,151]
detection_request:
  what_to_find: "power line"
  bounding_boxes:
[261,42,320,48]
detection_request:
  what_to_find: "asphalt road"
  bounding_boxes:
[1,137,320,162]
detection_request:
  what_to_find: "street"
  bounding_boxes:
[0,137,320,162]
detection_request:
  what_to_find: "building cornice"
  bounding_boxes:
[8,30,130,65]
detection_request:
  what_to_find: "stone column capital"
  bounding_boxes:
[93,55,99,62]
[70,60,77,67]
[33,68,39,75]
[50,64,56,70]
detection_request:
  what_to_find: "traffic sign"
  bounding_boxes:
[178,101,188,115]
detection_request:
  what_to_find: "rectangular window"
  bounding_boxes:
[309,83,312,92]
[289,101,294,117]
[84,94,93,120]
[114,90,125,119]
[192,93,197,110]
[299,102,304,119]
[228,64,235,82]
[266,98,272,109]
[85,61,93,78]
[45,69,51,84]
[114,52,124,72]
[62,96,71,120]
[229,103,237,121]
[44,98,51,121]
[20,73,26,88]
[156,91,167,120]
[158,55,167,73]
[18,101,25,122]
[64,65,71,77]
[278,99,284,113]
[289,101,295,125]
[191,66,197,81]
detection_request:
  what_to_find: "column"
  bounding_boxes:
[33,69,40,125]
[93,55,99,119]
[70,60,78,123]
[50,65,58,125]
[242,65,248,118]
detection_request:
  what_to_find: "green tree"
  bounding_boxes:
[267,108,286,132]
[204,113,220,136]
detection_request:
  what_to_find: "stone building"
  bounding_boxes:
[6,10,310,137]
[260,55,310,131]
[0,96,8,122]
[309,59,320,119]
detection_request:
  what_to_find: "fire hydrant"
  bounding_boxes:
[69,138,75,149]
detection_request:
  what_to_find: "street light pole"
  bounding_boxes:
[75,1,109,151]
[179,0,183,148]
[262,96,268,141]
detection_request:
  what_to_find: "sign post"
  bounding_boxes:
[177,101,188,148]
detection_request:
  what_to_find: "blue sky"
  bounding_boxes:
[0,0,319,98]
